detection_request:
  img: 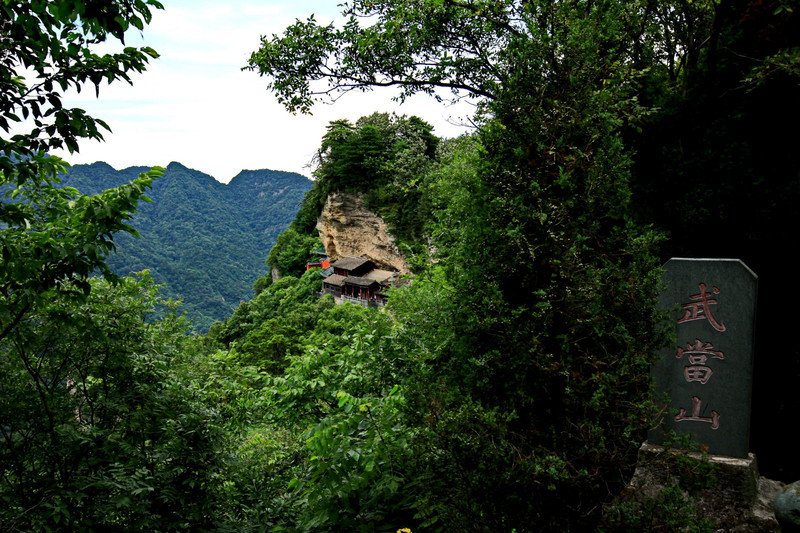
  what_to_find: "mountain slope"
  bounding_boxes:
[62,162,313,330]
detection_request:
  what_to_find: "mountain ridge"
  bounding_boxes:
[61,162,314,331]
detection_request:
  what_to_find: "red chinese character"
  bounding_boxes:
[684,365,713,384]
[678,283,726,332]
[674,396,720,429]
[675,339,725,384]
[676,339,726,362]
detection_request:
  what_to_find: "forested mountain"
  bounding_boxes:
[61,161,313,330]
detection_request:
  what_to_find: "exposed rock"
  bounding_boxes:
[317,191,411,274]
[775,480,800,532]
[609,442,782,532]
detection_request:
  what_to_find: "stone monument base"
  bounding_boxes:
[606,442,782,532]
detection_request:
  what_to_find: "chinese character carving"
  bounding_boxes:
[674,396,720,429]
[675,339,725,384]
[678,283,726,332]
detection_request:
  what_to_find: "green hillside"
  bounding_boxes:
[61,162,313,330]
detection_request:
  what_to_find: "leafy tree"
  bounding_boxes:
[0,3,247,529]
[0,274,225,529]
[203,279,409,529]
[246,1,500,113]
[396,124,665,529]
[253,273,272,296]
[1,0,164,342]
[313,113,437,192]
[185,1,799,529]
[267,227,322,277]
[0,0,162,185]
[260,306,412,531]
[256,0,800,484]
[235,317,308,373]
[207,269,324,352]
[1,162,160,343]
[274,111,440,263]
[233,295,337,374]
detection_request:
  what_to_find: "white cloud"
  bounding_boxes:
[51,0,476,183]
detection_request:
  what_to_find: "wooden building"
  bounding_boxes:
[305,259,331,271]
[321,256,391,307]
[341,276,381,302]
[321,273,346,298]
[331,256,374,277]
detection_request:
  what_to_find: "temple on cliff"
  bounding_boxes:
[317,255,398,307]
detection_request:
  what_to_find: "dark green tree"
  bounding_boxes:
[0,2,241,529]
[273,111,440,266]
[267,227,322,277]
[207,269,324,352]
[1,163,160,343]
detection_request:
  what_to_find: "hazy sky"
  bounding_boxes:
[50,0,476,183]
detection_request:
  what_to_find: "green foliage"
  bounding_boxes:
[0,5,252,528]
[246,1,501,113]
[316,113,439,246]
[202,276,413,530]
[5,0,791,530]
[237,318,308,374]
[263,311,415,532]
[1,159,161,343]
[212,423,305,531]
[0,274,227,529]
[253,274,272,296]
[207,269,323,357]
[291,185,329,235]
[383,45,666,529]
[1,1,164,345]
[267,226,322,276]
[271,112,440,266]
[0,0,162,186]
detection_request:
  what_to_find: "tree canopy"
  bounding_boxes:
[250,1,673,529]
[0,5,187,526]
[1,0,796,530]
[246,0,726,113]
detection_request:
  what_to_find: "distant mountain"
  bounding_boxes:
[62,161,313,331]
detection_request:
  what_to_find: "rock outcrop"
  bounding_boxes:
[316,191,411,274]
[611,442,783,532]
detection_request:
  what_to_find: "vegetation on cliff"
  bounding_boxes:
[267,112,441,278]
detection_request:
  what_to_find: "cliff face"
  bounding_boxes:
[317,191,411,274]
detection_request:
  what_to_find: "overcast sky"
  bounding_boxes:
[49,0,475,183]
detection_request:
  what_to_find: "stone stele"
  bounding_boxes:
[648,258,758,458]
